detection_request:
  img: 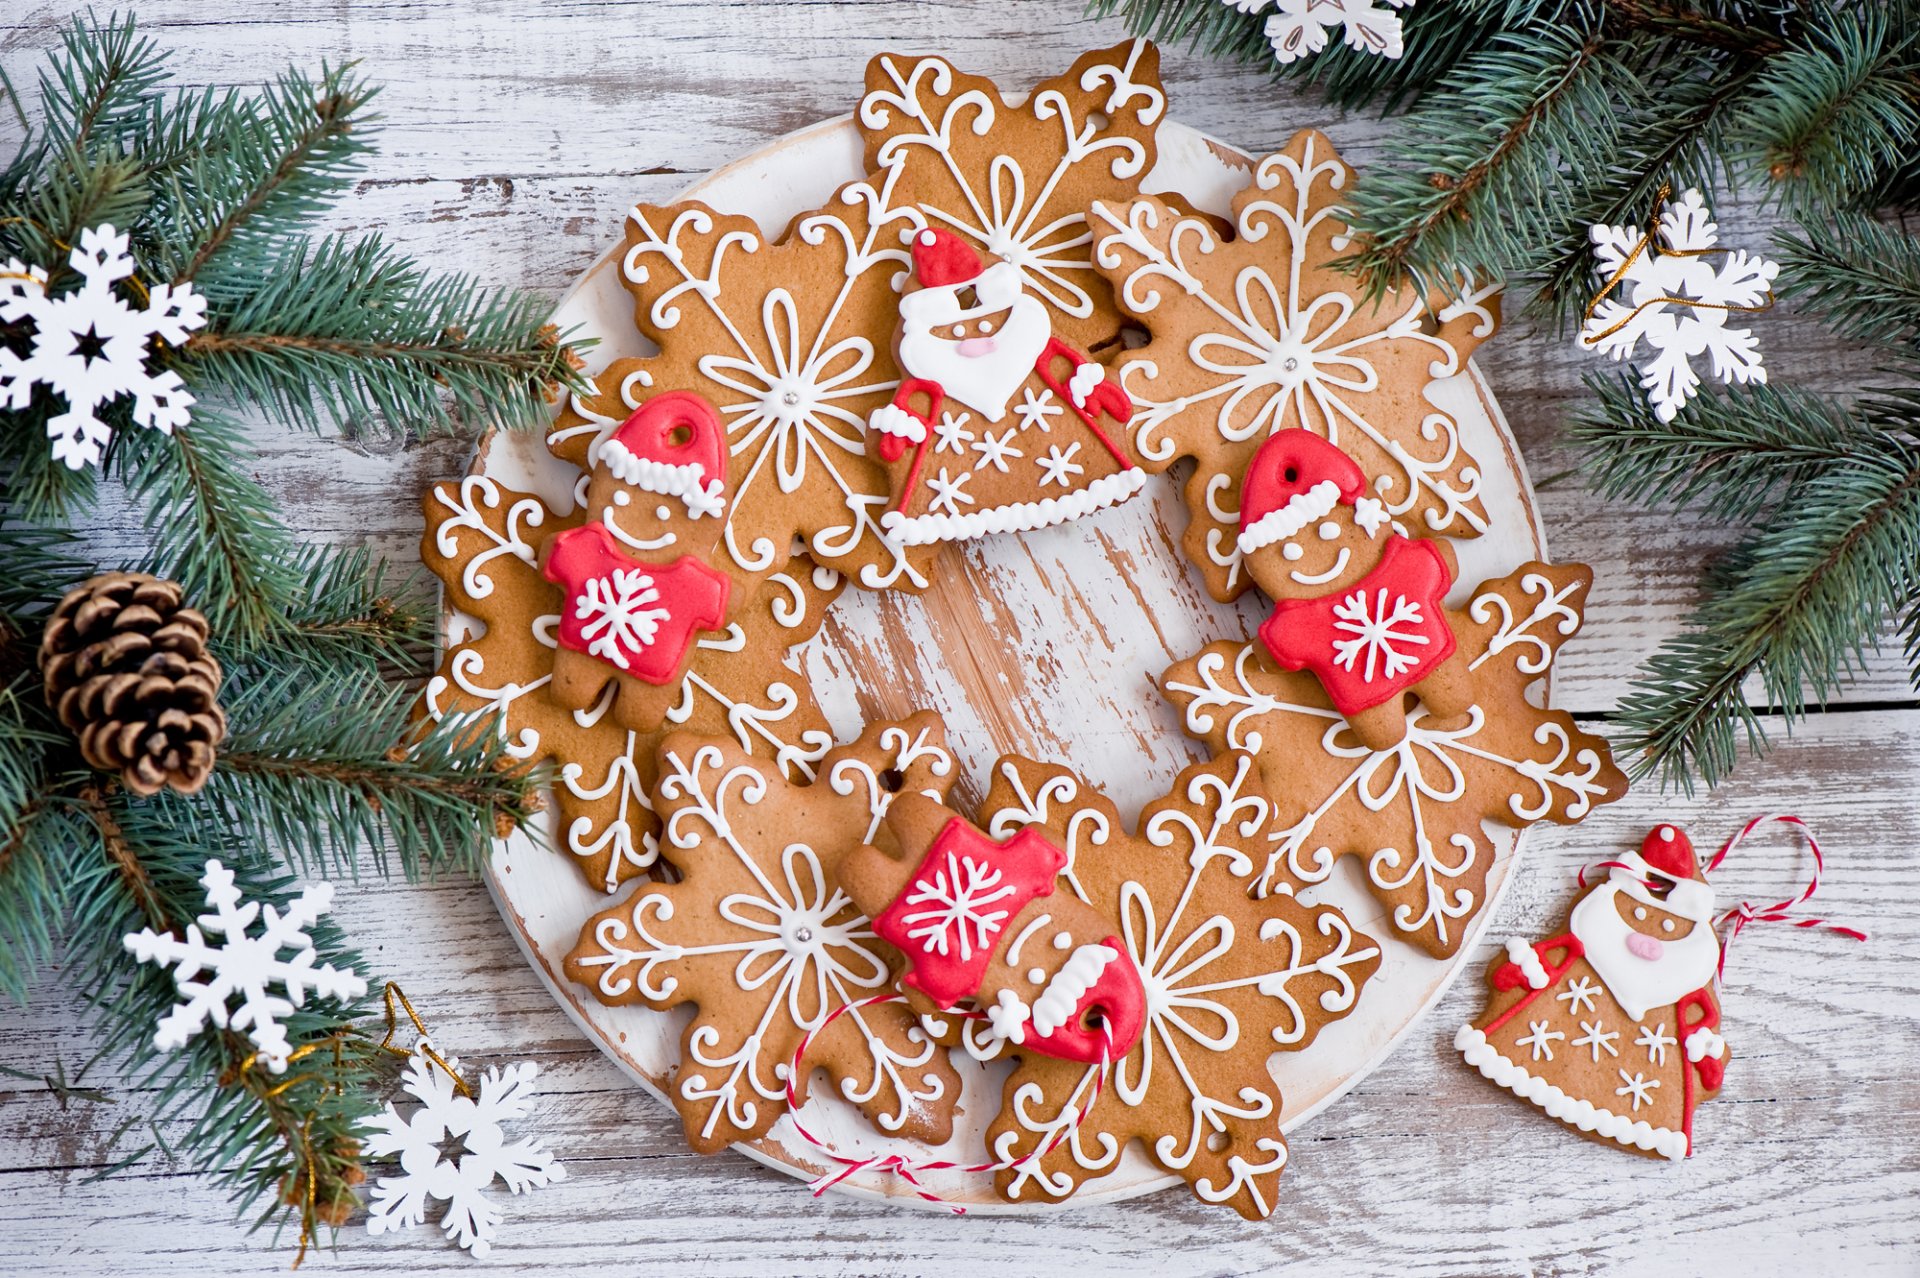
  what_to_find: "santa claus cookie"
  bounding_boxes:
[866,229,1143,545]
[1238,428,1472,750]
[539,391,734,732]
[839,793,1147,1066]
[1457,826,1727,1161]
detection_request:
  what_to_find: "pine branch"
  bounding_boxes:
[1613,434,1920,790]
[35,13,166,158]
[1775,210,1920,351]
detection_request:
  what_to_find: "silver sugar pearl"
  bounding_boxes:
[1283,357,1299,372]
[794,926,813,943]
[782,391,800,406]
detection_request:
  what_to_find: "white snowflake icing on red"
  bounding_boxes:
[899,850,1019,962]
[572,568,670,670]
[1329,587,1430,682]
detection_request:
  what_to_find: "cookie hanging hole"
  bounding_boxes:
[1088,110,1110,132]
[1283,466,1299,483]
[667,423,694,447]
[1206,1131,1229,1153]
[879,767,906,793]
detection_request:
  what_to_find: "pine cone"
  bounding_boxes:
[39,572,227,796]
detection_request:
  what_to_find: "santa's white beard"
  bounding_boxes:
[898,292,1051,423]
[1570,882,1718,1022]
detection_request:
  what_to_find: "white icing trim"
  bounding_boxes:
[1506,937,1551,990]
[1031,944,1117,1039]
[600,439,726,519]
[1685,1027,1725,1062]
[1068,362,1103,409]
[1456,1025,1688,1161]
[1236,479,1341,556]
[882,467,1146,546]
[986,989,1031,1044]
[870,401,928,444]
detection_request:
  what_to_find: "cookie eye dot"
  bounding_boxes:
[1318,521,1340,541]
[951,324,966,338]
[1634,907,1647,920]
[1282,542,1304,561]
[656,505,672,520]
[1026,967,1045,985]
[978,319,994,334]
[1662,919,1675,933]
[613,490,631,506]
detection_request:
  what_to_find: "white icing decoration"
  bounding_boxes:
[898,850,1017,961]
[1052,932,1073,951]
[883,466,1144,545]
[600,506,677,554]
[1036,440,1086,488]
[1288,545,1351,586]
[1067,361,1103,409]
[599,438,726,518]
[1013,386,1063,433]
[986,989,1031,1044]
[1635,1022,1677,1066]
[970,427,1022,472]
[1026,967,1046,985]
[431,476,547,601]
[1351,496,1390,535]
[869,401,928,443]
[1030,943,1116,1039]
[1237,478,1340,555]
[1556,975,1601,1014]
[572,569,670,670]
[1456,1025,1687,1162]
[1571,881,1719,1022]
[1571,1019,1619,1062]
[1514,1019,1565,1063]
[1615,1069,1660,1112]
[1505,938,1549,990]
[1330,587,1430,683]
[1685,1027,1725,1062]
[1005,913,1052,967]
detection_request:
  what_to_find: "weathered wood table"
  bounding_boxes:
[2,3,1915,1274]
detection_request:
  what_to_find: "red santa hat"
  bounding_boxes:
[599,390,728,519]
[1238,429,1385,555]
[912,228,984,288]
[1611,824,1716,925]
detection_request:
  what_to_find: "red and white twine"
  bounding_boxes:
[779,992,1112,1215]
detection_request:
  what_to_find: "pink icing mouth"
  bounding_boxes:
[1625,933,1664,961]
[956,336,998,358]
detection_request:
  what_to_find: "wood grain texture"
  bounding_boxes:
[1,2,1916,1274]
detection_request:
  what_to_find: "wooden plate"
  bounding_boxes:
[463,114,1546,1211]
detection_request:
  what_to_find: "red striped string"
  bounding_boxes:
[779,992,1111,1215]
[1705,813,1868,977]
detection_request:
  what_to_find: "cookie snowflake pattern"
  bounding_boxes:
[563,717,963,1153]
[1231,0,1415,65]
[364,1047,566,1257]
[858,40,1167,355]
[0,223,207,469]
[1090,130,1497,600]
[1162,562,1628,958]
[974,752,1381,1219]
[1581,187,1778,423]
[419,473,840,893]
[122,860,367,1072]
[1458,826,1727,1160]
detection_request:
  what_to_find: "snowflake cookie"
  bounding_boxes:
[123,860,367,1072]
[1090,129,1498,600]
[1162,561,1628,958]
[0,223,207,469]
[1582,187,1778,422]
[957,751,1382,1219]
[563,716,963,1153]
[418,472,841,893]
[364,1046,566,1256]
[1458,826,1726,1160]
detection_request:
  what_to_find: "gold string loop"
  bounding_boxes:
[376,982,473,1098]
[1580,182,1775,346]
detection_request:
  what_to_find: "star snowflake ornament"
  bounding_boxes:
[364,1046,566,1258]
[1582,187,1778,422]
[0,223,207,469]
[1232,0,1415,64]
[123,860,367,1072]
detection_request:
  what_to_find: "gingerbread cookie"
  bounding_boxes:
[419,468,842,893]
[966,752,1382,1219]
[1458,825,1726,1160]
[839,793,1147,1065]
[1162,561,1628,958]
[564,716,962,1153]
[540,391,734,731]
[1090,129,1499,601]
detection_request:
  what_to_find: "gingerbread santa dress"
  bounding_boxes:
[866,229,1143,545]
[1456,826,1728,1160]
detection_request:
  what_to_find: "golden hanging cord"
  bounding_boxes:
[375,982,474,1098]
[1580,183,1775,345]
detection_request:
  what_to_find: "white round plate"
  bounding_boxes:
[465,114,1545,1211]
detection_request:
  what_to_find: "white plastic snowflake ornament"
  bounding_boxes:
[123,860,367,1072]
[364,1046,566,1258]
[1231,0,1414,64]
[1582,188,1778,422]
[0,223,207,468]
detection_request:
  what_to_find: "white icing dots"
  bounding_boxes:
[1026,967,1046,985]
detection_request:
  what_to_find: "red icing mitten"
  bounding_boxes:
[839,792,1146,1064]
[866,229,1143,546]
[1238,429,1472,750]
[540,391,733,731]
[1457,826,1728,1161]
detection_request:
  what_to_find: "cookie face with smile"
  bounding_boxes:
[1245,501,1385,602]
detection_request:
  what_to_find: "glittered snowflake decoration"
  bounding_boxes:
[0,223,207,469]
[123,859,367,1072]
[364,1046,566,1258]
[1231,0,1415,65]
[1582,187,1778,423]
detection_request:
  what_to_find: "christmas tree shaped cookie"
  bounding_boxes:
[1457,826,1727,1160]
[867,229,1143,544]
[539,392,734,732]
